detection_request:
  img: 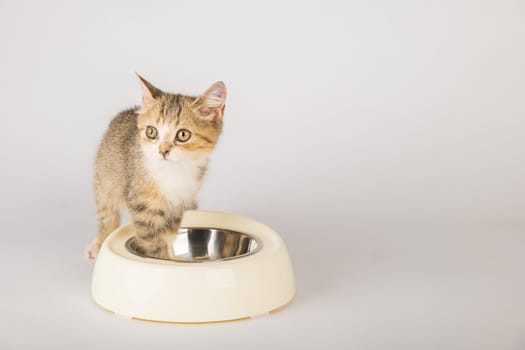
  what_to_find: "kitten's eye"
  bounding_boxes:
[145,126,158,139]
[176,129,192,142]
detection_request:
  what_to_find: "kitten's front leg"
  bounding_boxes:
[128,201,181,259]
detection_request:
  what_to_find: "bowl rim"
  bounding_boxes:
[124,227,263,263]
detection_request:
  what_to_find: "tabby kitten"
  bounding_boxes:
[86,74,226,259]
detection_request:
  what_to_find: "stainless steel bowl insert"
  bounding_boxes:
[126,227,261,262]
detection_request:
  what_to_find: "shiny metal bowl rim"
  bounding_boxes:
[124,227,263,263]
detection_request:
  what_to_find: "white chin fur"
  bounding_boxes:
[141,145,206,209]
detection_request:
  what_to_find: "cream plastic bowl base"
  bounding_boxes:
[91,210,296,324]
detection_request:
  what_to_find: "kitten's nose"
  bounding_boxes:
[160,149,170,159]
[159,142,172,159]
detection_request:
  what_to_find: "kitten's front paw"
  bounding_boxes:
[85,241,101,260]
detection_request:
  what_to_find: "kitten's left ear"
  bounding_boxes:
[193,82,227,120]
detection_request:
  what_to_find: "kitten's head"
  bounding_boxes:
[135,74,226,163]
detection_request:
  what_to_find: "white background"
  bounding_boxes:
[1,1,524,349]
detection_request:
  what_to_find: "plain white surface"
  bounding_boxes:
[1,1,524,349]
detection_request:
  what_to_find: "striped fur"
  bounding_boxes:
[86,75,226,259]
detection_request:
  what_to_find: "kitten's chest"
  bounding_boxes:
[144,159,204,208]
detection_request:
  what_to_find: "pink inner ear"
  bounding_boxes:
[204,83,226,108]
[197,104,225,120]
[199,106,213,115]
[194,82,226,119]
[217,105,225,119]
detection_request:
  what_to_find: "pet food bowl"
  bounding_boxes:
[91,210,296,323]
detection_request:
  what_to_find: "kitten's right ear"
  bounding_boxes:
[135,73,162,110]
